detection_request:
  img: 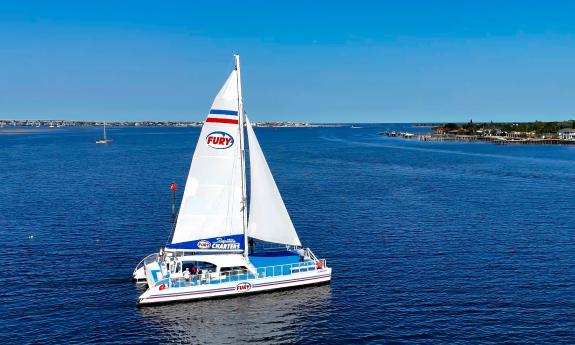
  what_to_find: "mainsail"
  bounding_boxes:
[168,68,245,251]
[246,117,302,246]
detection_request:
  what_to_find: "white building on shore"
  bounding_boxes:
[558,128,575,140]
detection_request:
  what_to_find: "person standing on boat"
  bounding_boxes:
[189,265,197,284]
[183,268,190,281]
[296,248,305,262]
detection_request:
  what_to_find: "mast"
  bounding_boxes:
[235,54,249,257]
[103,123,107,140]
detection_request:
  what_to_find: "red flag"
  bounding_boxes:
[170,182,177,191]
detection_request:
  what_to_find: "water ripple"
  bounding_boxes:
[1,125,574,344]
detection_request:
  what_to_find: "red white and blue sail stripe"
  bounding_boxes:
[205,109,239,125]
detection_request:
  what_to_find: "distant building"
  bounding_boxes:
[541,133,559,140]
[558,128,575,140]
[506,131,536,139]
[484,128,505,137]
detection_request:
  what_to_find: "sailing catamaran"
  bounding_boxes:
[96,122,112,144]
[133,55,331,305]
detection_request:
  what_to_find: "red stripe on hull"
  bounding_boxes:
[253,274,331,289]
[205,118,239,124]
[146,274,331,301]
[149,287,235,299]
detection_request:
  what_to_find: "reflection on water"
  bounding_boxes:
[139,285,332,344]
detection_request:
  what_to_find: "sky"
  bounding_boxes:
[0,1,574,123]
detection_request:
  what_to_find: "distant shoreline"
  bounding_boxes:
[379,131,575,145]
[0,120,349,128]
[379,120,575,145]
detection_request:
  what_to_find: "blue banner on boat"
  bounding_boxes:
[167,235,245,251]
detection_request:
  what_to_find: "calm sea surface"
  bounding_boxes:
[1,125,575,344]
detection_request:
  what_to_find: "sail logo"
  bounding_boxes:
[197,240,211,249]
[236,282,251,292]
[206,131,234,149]
[212,238,241,250]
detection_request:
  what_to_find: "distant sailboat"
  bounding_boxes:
[96,123,112,144]
[132,55,331,305]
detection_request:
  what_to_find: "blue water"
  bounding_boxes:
[1,125,575,344]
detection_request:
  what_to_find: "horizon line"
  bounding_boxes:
[2,118,575,125]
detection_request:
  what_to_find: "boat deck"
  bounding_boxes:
[155,250,318,289]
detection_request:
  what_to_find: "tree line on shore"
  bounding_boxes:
[437,120,575,135]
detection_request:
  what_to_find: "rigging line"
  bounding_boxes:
[235,55,249,255]
[166,194,179,246]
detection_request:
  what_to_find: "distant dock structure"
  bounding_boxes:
[378,130,575,145]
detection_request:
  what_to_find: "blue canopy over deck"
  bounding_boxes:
[248,250,302,268]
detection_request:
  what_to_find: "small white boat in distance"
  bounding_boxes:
[133,55,331,305]
[96,123,112,144]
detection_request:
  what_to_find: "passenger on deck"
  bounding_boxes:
[190,265,197,275]
[183,268,190,281]
[297,248,305,262]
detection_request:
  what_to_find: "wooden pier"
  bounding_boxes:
[420,135,575,145]
[379,132,575,145]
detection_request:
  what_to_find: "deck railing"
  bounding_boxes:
[158,259,325,289]
[133,252,159,276]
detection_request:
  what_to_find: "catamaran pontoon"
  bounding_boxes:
[133,55,331,305]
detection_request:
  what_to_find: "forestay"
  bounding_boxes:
[169,70,245,251]
[246,117,302,247]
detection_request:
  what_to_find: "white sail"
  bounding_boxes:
[169,69,245,251]
[246,117,302,247]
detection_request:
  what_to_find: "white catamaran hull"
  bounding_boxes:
[138,268,331,305]
[133,266,146,282]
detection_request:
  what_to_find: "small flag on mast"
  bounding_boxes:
[170,182,177,218]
